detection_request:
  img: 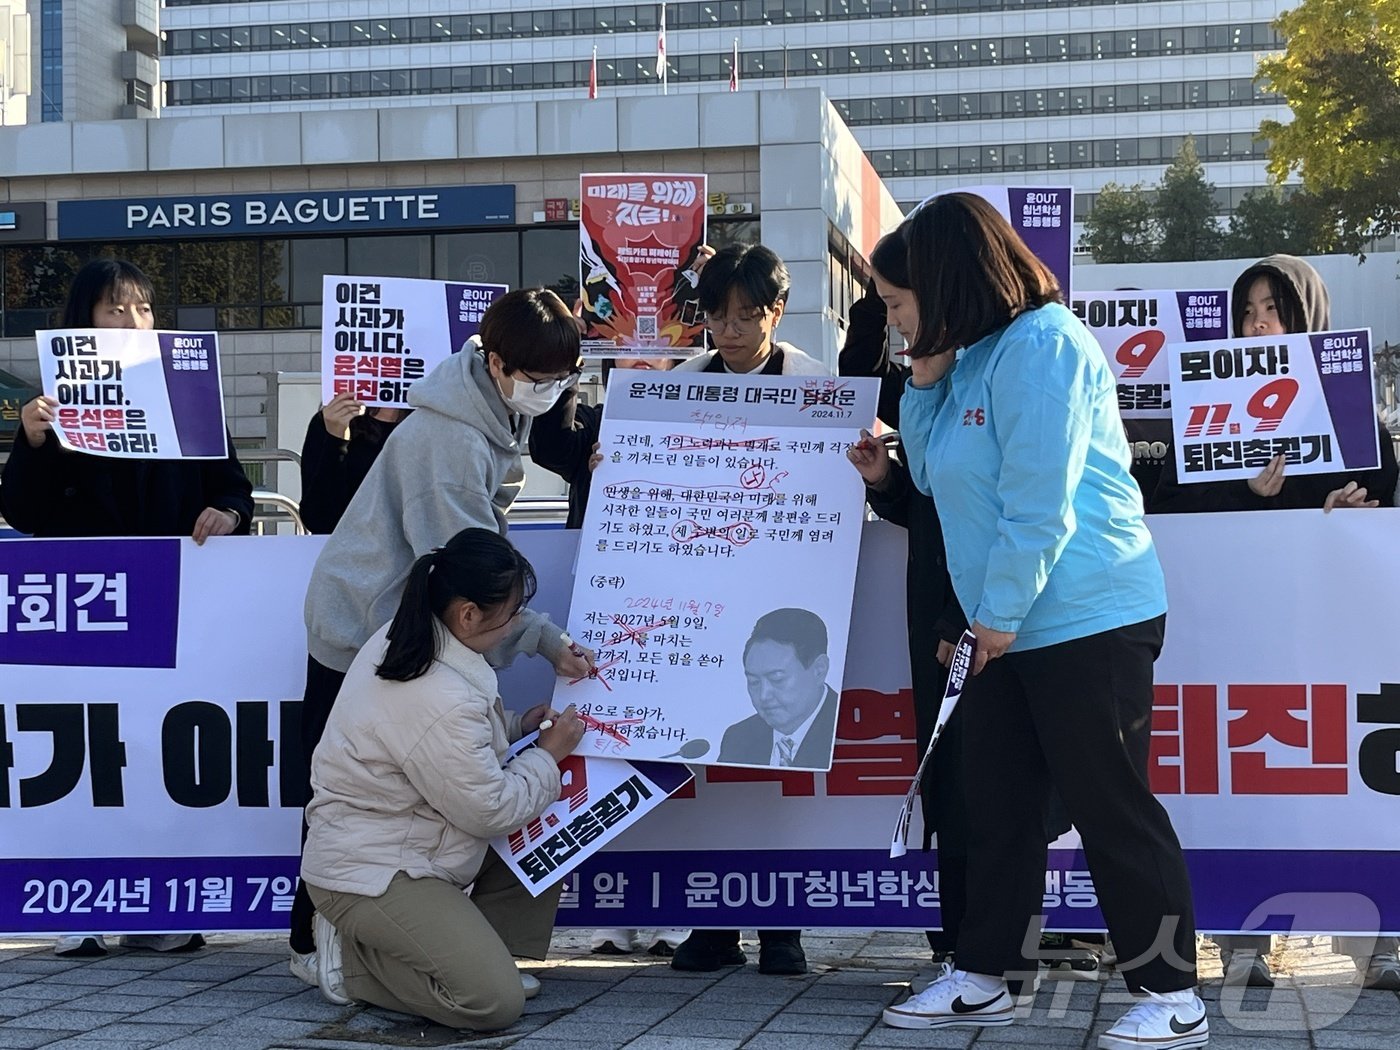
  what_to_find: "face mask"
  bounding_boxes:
[497,375,564,418]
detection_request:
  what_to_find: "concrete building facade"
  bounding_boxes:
[155,1,1297,219]
[0,88,901,460]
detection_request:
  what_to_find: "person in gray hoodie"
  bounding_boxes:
[289,288,593,977]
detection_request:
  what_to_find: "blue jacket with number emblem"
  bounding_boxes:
[899,302,1166,651]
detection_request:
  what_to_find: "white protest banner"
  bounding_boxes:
[6,516,1400,937]
[1071,290,1229,420]
[579,172,708,360]
[491,736,693,896]
[1167,328,1381,484]
[37,328,228,459]
[552,373,880,770]
[320,275,508,408]
[0,536,314,935]
[919,186,1073,299]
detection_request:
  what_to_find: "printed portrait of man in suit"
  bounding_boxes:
[718,608,838,771]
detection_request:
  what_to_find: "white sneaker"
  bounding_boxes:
[313,913,352,1006]
[54,935,108,957]
[520,972,540,1000]
[289,949,318,988]
[881,968,1014,1029]
[1099,989,1209,1050]
[589,928,636,954]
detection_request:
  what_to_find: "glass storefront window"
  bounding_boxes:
[434,231,521,285]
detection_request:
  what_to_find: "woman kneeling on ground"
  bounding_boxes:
[301,527,585,1031]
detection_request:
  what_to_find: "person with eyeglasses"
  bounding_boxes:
[674,243,831,377]
[291,288,595,987]
[668,244,832,979]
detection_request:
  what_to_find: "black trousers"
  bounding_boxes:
[288,655,348,955]
[953,615,1197,993]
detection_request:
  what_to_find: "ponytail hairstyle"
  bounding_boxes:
[376,527,538,682]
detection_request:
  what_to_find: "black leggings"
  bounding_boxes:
[288,655,347,955]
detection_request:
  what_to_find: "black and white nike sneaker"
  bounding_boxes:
[881,968,1014,1029]
[1098,988,1209,1049]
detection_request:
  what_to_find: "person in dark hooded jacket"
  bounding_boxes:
[1150,255,1400,991]
[1150,255,1397,514]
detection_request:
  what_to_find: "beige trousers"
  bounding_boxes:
[308,853,560,1031]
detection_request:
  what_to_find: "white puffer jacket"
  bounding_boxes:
[301,622,561,898]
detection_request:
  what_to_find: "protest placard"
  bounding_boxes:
[491,738,692,896]
[579,173,708,360]
[37,328,227,460]
[1167,327,1381,483]
[1072,289,1229,420]
[551,373,879,770]
[918,185,1073,300]
[320,275,507,408]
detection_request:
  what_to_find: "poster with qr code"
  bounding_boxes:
[37,328,228,460]
[321,275,508,409]
[579,172,708,360]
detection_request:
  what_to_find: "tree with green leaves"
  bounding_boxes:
[1258,0,1400,254]
[1222,187,1334,258]
[1080,182,1159,263]
[1155,136,1222,262]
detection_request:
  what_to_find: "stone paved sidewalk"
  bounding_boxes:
[1,930,1395,1049]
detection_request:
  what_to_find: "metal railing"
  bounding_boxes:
[250,489,308,536]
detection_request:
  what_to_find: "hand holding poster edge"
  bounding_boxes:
[889,628,976,859]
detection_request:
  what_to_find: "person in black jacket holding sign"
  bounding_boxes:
[0,257,250,958]
[2,260,253,543]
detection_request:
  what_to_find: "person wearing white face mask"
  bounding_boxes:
[293,288,594,983]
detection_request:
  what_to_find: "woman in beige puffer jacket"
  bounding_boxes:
[302,528,585,1031]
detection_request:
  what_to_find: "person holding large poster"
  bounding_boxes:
[1147,254,1400,991]
[303,528,586,1029]
[2,260,253,545]
[882,193,1204,1050]
[0,258,252,959]
[661,242,837,979]
[1150,255,1397,514]
[292,289,594,976]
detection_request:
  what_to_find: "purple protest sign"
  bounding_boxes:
[1175,290,1229,342]
[157,331,228,458]
[0,539,180,669]
[1309,331,1382,471]
[445,281,509,353]
[0,855,300,934]
[1007,188,1073,301]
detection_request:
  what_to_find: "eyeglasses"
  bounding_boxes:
[516,368,582,395]
[702,306,770,335]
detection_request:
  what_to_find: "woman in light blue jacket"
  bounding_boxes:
[878,194,1204,1050]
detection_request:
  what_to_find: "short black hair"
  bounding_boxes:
[743,608,828,667]
[63,259,155,328]
[696,244,790,315]
[479,288,580,375]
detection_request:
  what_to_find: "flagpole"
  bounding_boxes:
[659,3,668,96]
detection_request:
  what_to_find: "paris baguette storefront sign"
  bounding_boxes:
[56,185,516,240]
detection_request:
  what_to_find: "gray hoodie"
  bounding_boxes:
[304,341,565,673]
